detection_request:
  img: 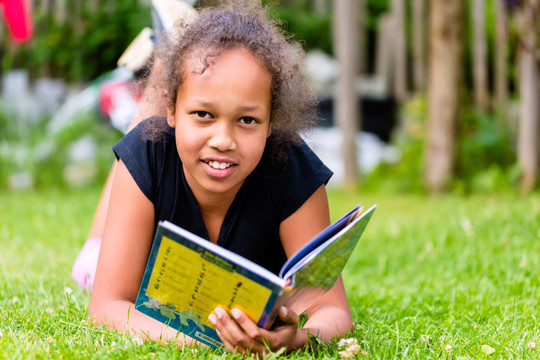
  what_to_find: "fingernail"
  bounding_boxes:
[208,314,217,325]
[280,306,288,317]
[231,308,241,319]
[214,307,223,319]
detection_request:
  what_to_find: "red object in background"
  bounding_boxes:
[0,0,34,43]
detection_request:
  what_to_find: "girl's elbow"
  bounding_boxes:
[334,311,354,336]
[88,293,111,327]
[88,301,103,327]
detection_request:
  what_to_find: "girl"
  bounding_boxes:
[89,1,353,356]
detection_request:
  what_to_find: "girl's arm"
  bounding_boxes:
[89,160,197,346]
[212,185,353,354]
[280,185,353,347]
[87,56,167,240]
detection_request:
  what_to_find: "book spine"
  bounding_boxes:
[258,289,288,329]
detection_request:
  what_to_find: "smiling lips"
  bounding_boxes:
[202,160,237,179]
[206,160,234,170]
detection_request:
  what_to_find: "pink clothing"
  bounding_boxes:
[71,237,101,290]
[0,0,33,43]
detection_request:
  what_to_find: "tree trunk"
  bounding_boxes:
[412,0,426,92]
[55,0,67,24]
[357,0,367,74]
[494,0,508,110]
[333,0,360,187]
[517,34,539,191]
[375,13,394,95]
[392,0,408,102]
[424,0,464,192]
[472,0,490,111]
[312,0,328,14]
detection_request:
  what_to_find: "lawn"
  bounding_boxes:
[1,187,539,359]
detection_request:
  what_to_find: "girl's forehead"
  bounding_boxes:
[175,47,273,108]
[181,46,269,79]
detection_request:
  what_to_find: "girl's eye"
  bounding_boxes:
[194,111,212,119]
[239,117,258,125]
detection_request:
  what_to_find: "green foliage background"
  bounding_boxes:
[2,0,393,81]
[2,0,151,82]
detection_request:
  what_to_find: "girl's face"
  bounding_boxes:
[167,47,272,201]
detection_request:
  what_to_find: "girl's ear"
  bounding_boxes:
[166,104,176,128]
[165,90,176,128]
[266,123,272,138]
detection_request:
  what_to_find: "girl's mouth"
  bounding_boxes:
[205,160,233,170]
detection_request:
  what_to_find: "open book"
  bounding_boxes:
[134,204,377,348]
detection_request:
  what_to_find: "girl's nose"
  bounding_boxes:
[208,123,237,152]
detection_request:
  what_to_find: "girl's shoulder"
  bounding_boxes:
[254,132,332,223]
[138,116,174,141]
[264,132,328,173]
[257,132,333,187]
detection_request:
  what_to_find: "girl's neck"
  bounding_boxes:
[196,192,237,244]
[183,169,243,243]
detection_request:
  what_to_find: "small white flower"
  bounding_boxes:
[338,350,354,358]
[132,336,144,345]
[520,254,528,269]
[421,334,430,343]
[339,344,360,358]
[527,341,536,350]
[64,287,73,295]
[338,338,358,348]
[445,344,452,354]
[461,217,473,236]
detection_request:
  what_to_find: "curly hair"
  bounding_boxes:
[143,0,318,154]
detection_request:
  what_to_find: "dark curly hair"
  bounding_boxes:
[143,0,318,154]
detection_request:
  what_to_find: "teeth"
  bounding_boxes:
[208,161,232,169]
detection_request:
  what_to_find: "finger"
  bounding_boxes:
[217,328,247,354]
[230,308,266,342]
[209,313,247,354]
[210,307,264,354]
[275,306,299,328]
[232,307,296,353]
[209,309,241,351]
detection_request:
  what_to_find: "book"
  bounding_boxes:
[134,204,377,348]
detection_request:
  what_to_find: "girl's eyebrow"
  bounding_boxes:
[239,105,263,112]
[191,98,212,107]
[191,99,263,112]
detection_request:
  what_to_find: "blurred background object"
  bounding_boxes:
[0,0,34,43]
[0,0,538,194]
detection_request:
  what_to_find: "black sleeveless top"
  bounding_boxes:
[113,117,333,275]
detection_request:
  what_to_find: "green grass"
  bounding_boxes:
[1,187,540,359]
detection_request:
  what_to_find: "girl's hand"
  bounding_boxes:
[209,306,299,357]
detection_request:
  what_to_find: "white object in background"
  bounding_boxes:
[302,127,401,186]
